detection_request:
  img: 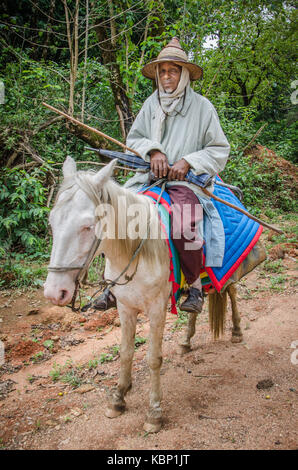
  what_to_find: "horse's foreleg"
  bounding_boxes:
[144,302,167,433]
[227,283,243,343]
[179,312,198,353]
[105,304,137,419]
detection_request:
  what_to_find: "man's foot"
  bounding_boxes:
[81,289,116,312]
[180,287,204,313]
[93,289,116,310]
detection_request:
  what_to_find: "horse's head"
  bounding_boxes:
[44,156,117,306]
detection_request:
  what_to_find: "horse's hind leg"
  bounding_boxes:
[179,312,198,353]
[105,304,137,419]
[227,283,243,343]
[143,300,167,433]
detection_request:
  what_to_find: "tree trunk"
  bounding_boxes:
[91,4,134,139]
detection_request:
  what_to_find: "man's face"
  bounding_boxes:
[158,62,182,93]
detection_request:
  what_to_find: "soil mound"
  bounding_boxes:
[245,144,297,182]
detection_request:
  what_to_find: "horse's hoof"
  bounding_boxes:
[143,419,162,434]
[231,334,243,344]
[105,404,125,419]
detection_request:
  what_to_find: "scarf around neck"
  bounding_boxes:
[153,65,190,143]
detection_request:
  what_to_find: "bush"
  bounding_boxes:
[0,166,50,253]
[222,153,297,215]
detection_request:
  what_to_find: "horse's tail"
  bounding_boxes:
[208,289,227,339]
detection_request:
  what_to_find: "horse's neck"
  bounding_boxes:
[99,180,168,268]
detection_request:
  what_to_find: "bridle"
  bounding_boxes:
[47,235,102,311]
[47,173,166,312]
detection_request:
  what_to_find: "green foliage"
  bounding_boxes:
[60,369,82,388]
[0,256,47,289]
[31,351,44,363]
[0,166,50,253]
[260,119,298,164]
[222,154,297,215]
[43,340,54,351]
[49,362,62,382]
[172,308,188,330]
[263,259,285,273]
[134,336,147,349]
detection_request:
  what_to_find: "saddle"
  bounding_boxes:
[142,178,266,313]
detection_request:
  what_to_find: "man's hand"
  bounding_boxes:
[168,159,190,181]
[150,150,170,179]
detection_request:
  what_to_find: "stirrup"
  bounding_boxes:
[180,286,204,313]
[81,288,116,312]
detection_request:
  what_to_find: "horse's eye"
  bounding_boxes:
[82,225,94,232]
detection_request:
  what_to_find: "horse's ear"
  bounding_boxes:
[93,159,117,187]
[63,156,77,178]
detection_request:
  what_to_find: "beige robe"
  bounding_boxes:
[124,85,230,267]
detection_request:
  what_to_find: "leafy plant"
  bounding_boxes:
[269,274,287,291]
[134,337,147,349]
[0,167,50,253]
[61,370,82,388]
[43,340,54,351]
[263,260,285,274]
[172,308,188,330]
[49,362,62,382]
[31,351,44,363]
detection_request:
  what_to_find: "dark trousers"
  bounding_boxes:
[167,185,203,285]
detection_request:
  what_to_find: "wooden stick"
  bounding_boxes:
[42,102,142,157]
[201,187,283,234]
[42,102,283,234]
[242,122,268,153]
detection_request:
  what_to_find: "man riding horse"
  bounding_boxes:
[94,37,230,313]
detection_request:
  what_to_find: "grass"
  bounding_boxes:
[49,362,62,382]
[269,275,287,292]
[60,370,82,388]
[31,351,44,363]
[134,337,147,349]
[48,337,148,390]
[263,259,285,273]
[88,358,99,369]
[49,360,82,388]
[172,308,188,330]
[43,340,54,351]
[0,257,48,289]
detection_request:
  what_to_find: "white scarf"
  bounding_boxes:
[153,65,190,143]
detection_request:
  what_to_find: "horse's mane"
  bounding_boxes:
[101,178,169,267]
[53,170,169,267]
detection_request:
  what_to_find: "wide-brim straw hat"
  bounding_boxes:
[141,37,203,81]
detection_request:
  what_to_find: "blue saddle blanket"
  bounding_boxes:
[142,177,263,293]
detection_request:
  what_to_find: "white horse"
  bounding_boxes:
[44,156,249,433]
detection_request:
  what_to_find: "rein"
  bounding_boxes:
[47,176,166,312]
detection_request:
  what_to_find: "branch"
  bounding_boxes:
[241,123,268,153]
[81,0,89,122]
[33,116,63,134]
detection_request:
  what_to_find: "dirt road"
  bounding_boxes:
[0,238,297,450]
